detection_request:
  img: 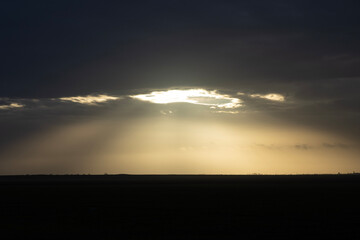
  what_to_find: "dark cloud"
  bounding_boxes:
[255,143,353,151]
[1,0,360,97]
[294,144,312,150]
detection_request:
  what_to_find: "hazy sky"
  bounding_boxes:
[1,1,360,174]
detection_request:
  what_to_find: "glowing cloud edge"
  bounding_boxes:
[58,94,120,105]
[0,103,24,110]
[249,93,285,102]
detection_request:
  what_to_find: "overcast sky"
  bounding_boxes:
[1,1,360,174]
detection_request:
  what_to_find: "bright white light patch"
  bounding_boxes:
[0,103,24,110]
[59,95,119,105]
[131,89,242,109]
[250,93,285,102]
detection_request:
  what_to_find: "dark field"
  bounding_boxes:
[1,175,360,239]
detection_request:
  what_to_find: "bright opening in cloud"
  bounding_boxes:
[59,94,120,105]
[130,89,242,109]
[250,93,285,102]
[0,103,24,110]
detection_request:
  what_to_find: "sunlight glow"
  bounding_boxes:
[131,89,242,109]
[59,94,120,105]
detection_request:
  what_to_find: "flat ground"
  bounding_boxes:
[1,175,360,239]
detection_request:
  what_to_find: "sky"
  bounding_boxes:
[1,0,360,174]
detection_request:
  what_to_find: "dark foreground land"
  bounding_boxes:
[1,175,360,240]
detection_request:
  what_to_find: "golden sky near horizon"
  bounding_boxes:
[1,89,359,175]
[2,1,360,175]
